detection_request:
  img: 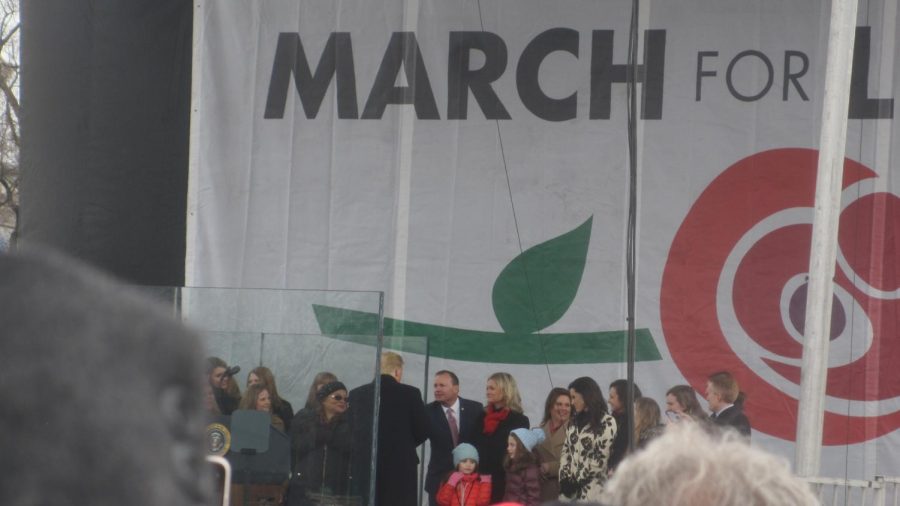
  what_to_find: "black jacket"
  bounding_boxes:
[608,410,629,471]
[274,399,294,433]
[348,375,429,506]
[287,408,351,505]
[712,404,751,438]
[213,387,238,415]
[475,410,529,503]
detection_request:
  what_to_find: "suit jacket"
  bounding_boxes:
[712,404,751,438]
[348,375,430,506]
[425,397,485,495]
[475,410,529,504]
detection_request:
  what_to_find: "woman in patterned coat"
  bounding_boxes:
[558,377,617,502]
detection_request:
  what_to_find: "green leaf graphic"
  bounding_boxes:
[492,216,593,334]
[313,304,662,364]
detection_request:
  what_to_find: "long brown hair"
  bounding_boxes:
[305,371,338,409]
[248,366,286,409]
[634,397,662,441]
[225,375,241,399]
[666,385,709,420]
[503,433,538,472]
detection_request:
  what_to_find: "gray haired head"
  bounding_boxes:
[0,249,210,505]
[601,422,818,506]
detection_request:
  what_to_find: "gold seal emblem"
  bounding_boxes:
[205,423,231,456]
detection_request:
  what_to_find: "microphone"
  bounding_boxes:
[223,365,240,377]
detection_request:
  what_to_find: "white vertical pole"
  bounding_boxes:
[391,0,420,328]
[184,0,205,287]
[795,0,859,477]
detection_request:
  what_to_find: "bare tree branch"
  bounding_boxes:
[0,73,18,116]
[0,0,18,248]
[0,23,18,49]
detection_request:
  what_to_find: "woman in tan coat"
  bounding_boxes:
[534,388,571,502]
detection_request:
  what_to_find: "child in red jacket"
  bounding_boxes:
[436,443,492,506]
[502,428,544,506]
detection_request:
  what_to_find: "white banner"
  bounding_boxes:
[189,0,900,478]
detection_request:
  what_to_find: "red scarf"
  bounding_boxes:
[483,405,510,435]
[460,473,478,483]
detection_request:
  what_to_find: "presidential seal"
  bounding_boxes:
[205,423,231,456]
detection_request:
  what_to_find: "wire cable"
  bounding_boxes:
[476,0,555,386]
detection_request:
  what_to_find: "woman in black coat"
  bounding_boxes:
[607,379,642,472]
[475,372,530,503]
[288,381,352,506]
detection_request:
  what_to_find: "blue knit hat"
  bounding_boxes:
[510,428,546,451]
[452,443,479,466]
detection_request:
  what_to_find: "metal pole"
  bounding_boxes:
[418,337,430,506]
[795,0,859,477]
[368,292,385,506]
[624,0,640,453]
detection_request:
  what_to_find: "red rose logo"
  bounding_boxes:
[662,148,900,444]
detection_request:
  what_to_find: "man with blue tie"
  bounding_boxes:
[425,370,485,506]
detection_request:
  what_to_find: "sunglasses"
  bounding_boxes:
[329,394,348,402]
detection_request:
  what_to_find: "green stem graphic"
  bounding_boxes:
[313,305,661,364]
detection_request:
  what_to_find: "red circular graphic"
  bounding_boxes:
[661,148,900,444]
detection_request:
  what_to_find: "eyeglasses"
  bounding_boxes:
[329,394,348,402]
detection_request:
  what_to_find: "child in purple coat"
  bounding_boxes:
[502,428,544,506]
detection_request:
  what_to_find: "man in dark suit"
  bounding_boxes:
[705,371,751,438]
[348,352,429,506]
[424,370,484,506]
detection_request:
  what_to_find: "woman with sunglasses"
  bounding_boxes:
[288,381,352,506]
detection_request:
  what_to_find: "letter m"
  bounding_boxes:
[264,33,358,119]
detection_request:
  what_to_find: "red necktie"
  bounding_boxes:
[447,407,460,447]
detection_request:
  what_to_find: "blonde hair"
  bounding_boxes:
[239,384,270,412]
[381,351,404,375]
[487,372,523,413]
[633,397,661,442]
[708,372,740,404]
